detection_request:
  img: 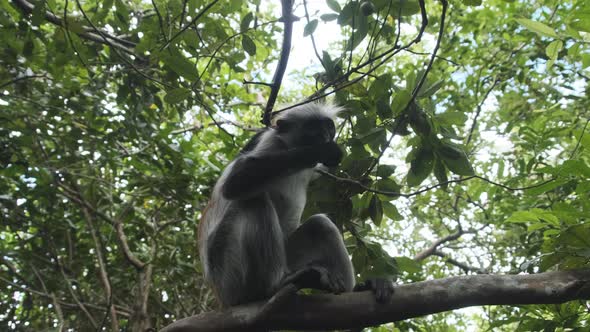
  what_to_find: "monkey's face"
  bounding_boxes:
[276,117,336,147]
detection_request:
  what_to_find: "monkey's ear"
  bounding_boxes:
[275,119,292,133]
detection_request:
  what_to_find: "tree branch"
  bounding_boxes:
[0,276,131,316]
[11,0,136,55]
[261,0,295,126]
[109,203,146,270]
[0,74,47,90]
[318,169,557,198]
[414,229,464,261]
[431,250,489,275]
[161,270,590,331]
[78,202,120,331]
[160,0,220,51]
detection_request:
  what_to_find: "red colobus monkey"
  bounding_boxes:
[198,104,392,307]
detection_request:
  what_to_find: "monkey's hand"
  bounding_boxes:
[354,277,395,303]
[281,266,347,294]
[316,141,343,167]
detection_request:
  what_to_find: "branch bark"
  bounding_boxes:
[414,229,464,261]
[11,0,136,55]
[261,0,295,126]
[161,270,590,331]
[432,250,488,275]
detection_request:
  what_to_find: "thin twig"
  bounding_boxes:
[151,0,169,44]
[0,74,47,90]
[0,276,131,316]
[302,0,324,67]
[432,250,488,274]
[569,118,590,159]
[466,78,499,147]
[407,0,446,108]
[243,80,274,87]
[317,169,557,198]
[160,0,219,51]
[197,19,280,81]
[414,228,465,261]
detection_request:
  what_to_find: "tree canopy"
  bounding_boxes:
[1,0,589,331]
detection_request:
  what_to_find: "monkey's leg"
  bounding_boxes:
[207,196,287,307]
[284,214,355,293]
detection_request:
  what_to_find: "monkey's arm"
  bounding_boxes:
[222,145,325,200]
[223,138,343,200]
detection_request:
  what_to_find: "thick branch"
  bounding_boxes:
[161,270,590,331]
[261,0,295,126]
[11,0,136,55]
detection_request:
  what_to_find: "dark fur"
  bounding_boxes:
[198,104,392,308]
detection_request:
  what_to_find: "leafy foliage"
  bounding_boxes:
[0,0,589,331]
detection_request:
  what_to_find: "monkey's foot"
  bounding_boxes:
[354,278,395,303]
[280,266,347,294]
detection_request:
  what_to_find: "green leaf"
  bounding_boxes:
[240,12,253,32]
[433,158,448,188]
[304,19,318,37]
[507,210,540,223]
[570,19,590,33]
[437,143,474,176]
[368,194,383,226]
[559,160,590,178]
[391,90,412,115]
[376,178,401,196]
[164,88,191,104]
[383,0,421,17]
[337,2,353,25]
[395,256,421,274]
[382,201,403,221]
[407,146,434,187]
[516,18,558,38]
[545,40,563,60]
[462,0,482,5]
[160,48,200,81]
[418,79,444,98]
[326,0,341,12]
[377,164,396,178]
[436,111,467,125]
[114,0,130,27]
[525,179,566,196]
[376,98,393,120]
[320,13,339,21]
[242,35,257,56]
[31,0,46,26]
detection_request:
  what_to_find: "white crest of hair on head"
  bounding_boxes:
[271,103,343,126]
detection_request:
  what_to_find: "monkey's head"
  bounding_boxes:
[272,104,341,148]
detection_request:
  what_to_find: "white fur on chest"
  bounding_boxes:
[268,168,314,235]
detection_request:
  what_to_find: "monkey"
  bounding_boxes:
[198,103,393,308]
